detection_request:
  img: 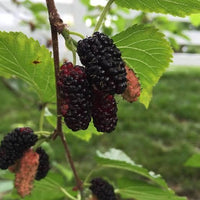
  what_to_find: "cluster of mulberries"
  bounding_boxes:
[89,178,117,200]
[59,32,129,133]
[0,127,38,169]
[58,62,92,131]
[0,128,50,197]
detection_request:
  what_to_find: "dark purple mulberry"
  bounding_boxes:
[35,147,50,180]
[77,32,127,95]
[89,178,117,200]
[0,128,38,169]
[92,91,118,133]
[58,62,92,131]
[0,147,13,169]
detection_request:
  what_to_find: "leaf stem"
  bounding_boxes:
[35,131,52,136]
[83,166,102,185]
[69,31,85,39]
[72,45,77,65]
[93,0,114,33]
[61,29,77,64]
[39,104,46,131]
[60,187,77,200]
[33,137,50,151]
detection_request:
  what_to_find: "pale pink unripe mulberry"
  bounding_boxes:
[122,66,141,102]
[14,149,39,198]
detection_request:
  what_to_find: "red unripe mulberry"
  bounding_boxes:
[122,66,141,102]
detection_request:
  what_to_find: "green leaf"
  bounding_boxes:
[117,179,186,200]
[96,148,168,188]
[28,3,47,13]
[23,173,71,200]
[185,154,200,167]
[1,172,72,200]
[0,32,55,102]
[112,25,172,108]
[114,0,200,17]
[190,13,200,26]
[52,162,73,181]
[21,0,47,13]
[46,114,102,142]
[0,70,11,78]
[81,0,90,6]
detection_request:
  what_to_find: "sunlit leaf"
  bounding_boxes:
[112,25,172,108]
[0,32,55,103]
[115,0,200,17]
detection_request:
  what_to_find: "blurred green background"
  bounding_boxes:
[0,67,200,200]
[0,0,200,199]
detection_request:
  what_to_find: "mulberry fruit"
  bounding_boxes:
[92,91,117,133]
[35,147,50,180]
[0,147,13,169]
[0,128,38,169]
[58,62,92,131]
[89,178,116,200]
[15,149,39,198]
[122,66,141,102]
[77,32,127,95]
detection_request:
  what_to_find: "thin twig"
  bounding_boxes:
[93,0,114,32]
[45,0,65,33]
[45,0,83,196]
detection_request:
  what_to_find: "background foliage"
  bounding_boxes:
[0,0,200,199]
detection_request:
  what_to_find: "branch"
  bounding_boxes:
[45,0,65,33]
[45,0,83,196]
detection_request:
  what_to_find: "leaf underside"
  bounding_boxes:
[96,149,187,200]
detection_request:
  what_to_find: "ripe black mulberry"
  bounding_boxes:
[89,178,116,200]
[58,62,92,131]
[0,128,38,169]
[92,91,117,133]
[35,147,50,180]
[77,32,127,95]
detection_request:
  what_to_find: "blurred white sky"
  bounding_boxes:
[0,0,200,66]
[0,0,93,62]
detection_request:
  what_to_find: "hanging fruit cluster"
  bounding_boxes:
[59,32,141,133]
[0,127,50,197]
